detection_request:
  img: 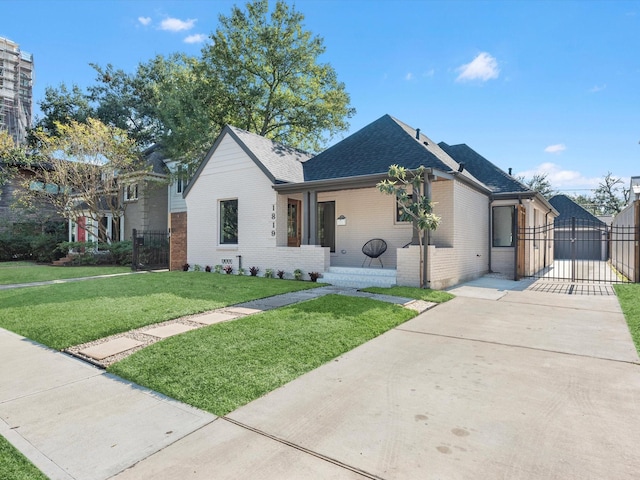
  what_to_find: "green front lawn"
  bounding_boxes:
[109,294,416,416]
[0,435,48,480]
[0,261,131,285]
[0,272,318,350]
[614,283,640,354]
[362,285,454,303]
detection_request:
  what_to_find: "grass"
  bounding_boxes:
[361,285,455,303]
[109,294,416,416]
[0,261,131,285]
[614,283,640,354]
[0,435,48,480]
[0,272,318,350]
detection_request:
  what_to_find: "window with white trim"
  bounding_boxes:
[124,183,138,201]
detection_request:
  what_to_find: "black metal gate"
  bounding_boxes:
[517,217,637,284]
[131,229,169,270]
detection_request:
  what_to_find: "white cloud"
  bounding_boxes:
[517,162,600,189]
[160,17,196,32]
[456,52,500,82]
[589,84,606,93]
[184,33,207,44]
[544,144,567,154]
[138,16,152,26]
[423,69,435,78]
[405,72,415,81]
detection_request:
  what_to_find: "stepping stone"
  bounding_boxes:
[368,294,413,305]
[403,300,436,313]
[227,306,263,315]
[80,338,143,361]
[192,312,238,325]
[143,323,197,339]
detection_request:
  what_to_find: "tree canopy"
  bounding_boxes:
[516,172,556,199]
[33,0,355,165]
[20,119,141,242]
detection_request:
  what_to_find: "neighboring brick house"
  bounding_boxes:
[163,157,190,271]
[184,114,557,288]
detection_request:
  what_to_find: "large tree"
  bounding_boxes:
[198,0,354,156]
[33,84,95,140]
[20,119,141,242]
[516,172,556,199]
[34,0,354,166]
[0,131,24,188]
[593,172,629,215]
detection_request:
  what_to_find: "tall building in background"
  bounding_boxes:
[0,37,33,144]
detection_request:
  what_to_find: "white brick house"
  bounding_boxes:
[184,115,557,289]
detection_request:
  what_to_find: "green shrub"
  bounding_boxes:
[0,221,66,262]
[56,240,133,266]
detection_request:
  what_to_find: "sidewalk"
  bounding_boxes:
[2,277,639,479]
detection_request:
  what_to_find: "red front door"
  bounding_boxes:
[77,217,86,243]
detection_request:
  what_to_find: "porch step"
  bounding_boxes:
[318,267,397,289]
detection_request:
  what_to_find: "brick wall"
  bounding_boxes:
[428,181,490,289]
[397,245,421,287]
[317,187,413,268]
[170,212,187,271]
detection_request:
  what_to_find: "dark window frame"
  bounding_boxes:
[219,199,238,245]
[492,205,515,247]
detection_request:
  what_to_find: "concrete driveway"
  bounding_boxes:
[113,287,640,479]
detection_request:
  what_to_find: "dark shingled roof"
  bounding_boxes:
[438,142,529,194]
[228,126,312,183]
[549,194,605,225]
[142,144,170,175]
[303,114,452,181]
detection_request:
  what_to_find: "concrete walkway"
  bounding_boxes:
[66,286,435,367]
[2,278,640,479]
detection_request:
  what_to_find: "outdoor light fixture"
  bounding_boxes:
[337,215,347,226]
[457,162,465,173]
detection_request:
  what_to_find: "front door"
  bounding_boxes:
[77,217,86,243]
[287,199,301,247]
[317,201,336,252]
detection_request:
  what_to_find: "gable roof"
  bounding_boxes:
[438,142,529,194]
[142,144,170,175]
[549,194,605,225]
[302,114,464,182]
[184,125,313,197]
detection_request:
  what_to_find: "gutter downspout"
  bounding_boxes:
[514,195,523,281]
[423,172,433,288]
[488,195,493,272]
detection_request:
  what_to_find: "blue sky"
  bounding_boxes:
[2,0,639,194]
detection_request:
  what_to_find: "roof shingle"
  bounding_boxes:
[438,142,529,194]
[303,115,453,181]
[548,194,605,225]
[228,126,312,184]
